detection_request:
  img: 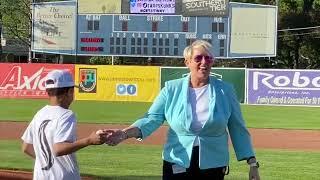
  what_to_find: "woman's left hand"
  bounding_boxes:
[249,167,260,180]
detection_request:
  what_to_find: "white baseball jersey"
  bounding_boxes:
[21,105,81,180]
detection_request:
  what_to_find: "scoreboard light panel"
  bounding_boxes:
[77,14,229,58]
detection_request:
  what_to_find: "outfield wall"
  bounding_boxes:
[160,67,245,103]
[1,63,319,106]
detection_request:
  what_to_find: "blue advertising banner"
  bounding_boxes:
[247,69,320,106]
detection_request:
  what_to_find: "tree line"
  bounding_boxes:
[0,0,319,69]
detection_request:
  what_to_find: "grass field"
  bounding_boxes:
[1,99,320,179]
[1,140,319,180]
[0,99,320,129]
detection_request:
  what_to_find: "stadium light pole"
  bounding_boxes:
[0,11,2,61]
[271,0,279,63]
[29,0,35,63]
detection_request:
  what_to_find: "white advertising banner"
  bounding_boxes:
[32,2,76,52]
[78,0,122,14]
[230,6,276,55]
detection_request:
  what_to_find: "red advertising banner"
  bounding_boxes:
[0,63,75,99]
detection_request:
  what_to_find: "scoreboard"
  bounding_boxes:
[78,14,228,58]
[32,1,277,59]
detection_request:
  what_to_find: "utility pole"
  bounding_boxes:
[0,10,2,61]
[28,0,33,63]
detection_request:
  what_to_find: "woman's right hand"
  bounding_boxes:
[104,129,128,146]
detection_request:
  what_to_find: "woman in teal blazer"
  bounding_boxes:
[105,40,260,180]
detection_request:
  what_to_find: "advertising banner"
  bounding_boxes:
[78,0,122,14]
[247,69,320,106]
[181,0,229,17]
[75,65,160,102]
[161,67,245,102]
[130,0,176,14]
[32,1,76,53]
[230,5,276,56]
[0,63,74,99]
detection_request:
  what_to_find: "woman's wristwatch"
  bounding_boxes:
[247,157,260,168]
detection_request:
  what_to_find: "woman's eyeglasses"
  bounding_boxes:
[193,55,214,63]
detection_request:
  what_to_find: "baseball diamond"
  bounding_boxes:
[0,122,320,179]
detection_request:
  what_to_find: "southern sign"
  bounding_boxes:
[181,0,229,17]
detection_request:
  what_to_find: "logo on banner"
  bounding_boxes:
[130,0,175,14]
[130,0,136,7]
[0,66,47,91]
[0,65,74,98]
[252,71,320,91]
[79,68,97,93]
[116,84,137,96]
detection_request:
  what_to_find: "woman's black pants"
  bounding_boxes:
[162,146,226,180]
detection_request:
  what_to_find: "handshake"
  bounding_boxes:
[88,129,129,146]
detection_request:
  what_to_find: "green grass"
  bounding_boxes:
[0,99,151,124]
[241,105,320,129]
[0,99,320,129]
[1,140,319,180]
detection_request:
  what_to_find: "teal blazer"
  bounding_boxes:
[132,75,255,169]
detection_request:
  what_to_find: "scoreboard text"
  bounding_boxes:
[78,14,228,58]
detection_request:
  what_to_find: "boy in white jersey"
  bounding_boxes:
[21,69,105,180]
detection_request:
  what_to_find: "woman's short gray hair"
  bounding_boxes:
[183,40,213,60]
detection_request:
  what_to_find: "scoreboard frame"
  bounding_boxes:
[32,1,277,59]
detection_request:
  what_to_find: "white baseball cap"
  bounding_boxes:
[45,69,76,89]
